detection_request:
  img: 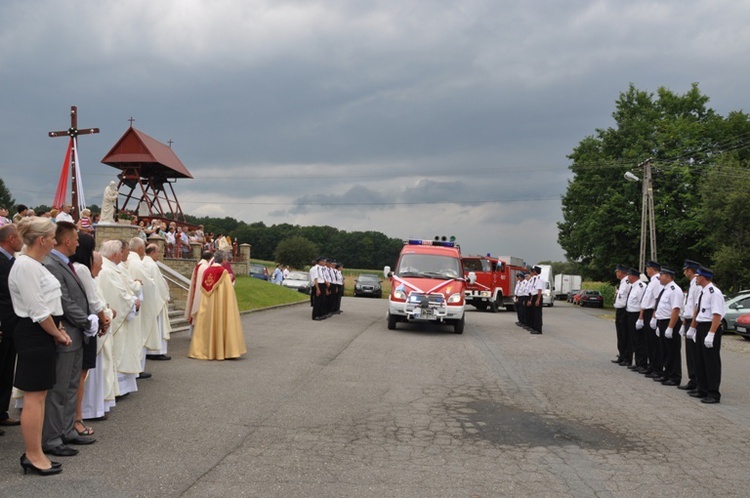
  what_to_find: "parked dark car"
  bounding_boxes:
[579,290,604,308]
[281,271,311,294]
[248,263,269,280]
[567,289,581,303]
[354,273,382,298]
[734,313,750,340]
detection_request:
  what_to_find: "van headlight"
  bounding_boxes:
[447,293,462,304]
[393,289,407,300]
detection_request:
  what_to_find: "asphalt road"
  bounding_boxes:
[2,298,750,497]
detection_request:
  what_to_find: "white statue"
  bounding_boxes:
[101,180,118,223]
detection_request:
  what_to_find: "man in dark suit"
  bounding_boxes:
[0,224,24,432]
[42,222,97,456]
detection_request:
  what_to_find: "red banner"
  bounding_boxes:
[52,138,73,209]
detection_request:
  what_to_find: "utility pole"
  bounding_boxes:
[637,158,656,271]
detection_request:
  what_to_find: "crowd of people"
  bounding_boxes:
[612,260,726,404]
[513,266,546,334]
[309,257,344,320]
[0,214,173,476]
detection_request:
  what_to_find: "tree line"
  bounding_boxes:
[559,83,750,292]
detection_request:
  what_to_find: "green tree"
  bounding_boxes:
[0,178,15,211]
[274,236,318,269]
[558,83,748,281]
[699,154,750,292]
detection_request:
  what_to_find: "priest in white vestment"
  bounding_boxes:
[143,244,171,359]
[97,240,142,396]
[126,238,160,372]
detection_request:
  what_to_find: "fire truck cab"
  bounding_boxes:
[462,255,525,312]
[384,239,475,334]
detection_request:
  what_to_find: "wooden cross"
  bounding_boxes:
[49,106,100,219]
[128,116,135,127]
[167,139,174,148]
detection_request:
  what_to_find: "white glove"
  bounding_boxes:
[665,327,673,339]
[704,332,715,348]
[649,318,657,330]
[85,314,99,337]
[654,326,660,337]
[687,327,697,342]
[635,319,644,330]
[679,324,687,337]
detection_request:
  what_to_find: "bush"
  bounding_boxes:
[581,281,616,307]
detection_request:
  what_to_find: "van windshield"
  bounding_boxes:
[397,254,462,279]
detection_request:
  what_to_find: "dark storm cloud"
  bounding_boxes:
[1,0,749,263]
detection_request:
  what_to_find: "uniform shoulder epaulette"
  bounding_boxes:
[709,287,714,293]
[639,282,644,288]
[670,284,675,290]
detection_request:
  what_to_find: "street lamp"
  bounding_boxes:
[625,158,656,271]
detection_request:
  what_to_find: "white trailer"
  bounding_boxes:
[554,274,582,300]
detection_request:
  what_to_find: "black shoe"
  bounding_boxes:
[652,376,667,382]
[701,398,720,404]
[677,384,697,391]
[43,445,79,457]
[313,317,323,321]
[686,389,697,395]
[611,358,623,363]
[635,367,649,373]
[530,330,542,334]
[146,354,171,361]
[62,435,96,445]
[115,392,130,400]
[618,361,632,366]
[20,454,63,476]
[688,391,707,398]
[645,372,660,378]
[661,380,679,386]
[627,365,639,370]
[137,372,152,379]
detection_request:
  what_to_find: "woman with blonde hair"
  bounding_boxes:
[8,217,72,475]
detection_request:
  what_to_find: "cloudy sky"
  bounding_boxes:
[1,0,747,264]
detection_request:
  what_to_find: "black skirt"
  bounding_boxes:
[13,317,57,392]
[82,335,97,370]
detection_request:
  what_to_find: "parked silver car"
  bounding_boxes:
[281,271,311,294]
[723,292,750,331]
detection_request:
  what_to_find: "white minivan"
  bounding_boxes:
[536,264,555,307]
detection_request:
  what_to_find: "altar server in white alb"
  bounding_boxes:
[74,248,116,421]
[143,244,171,360]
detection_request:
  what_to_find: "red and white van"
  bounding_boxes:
[384,239,475,334]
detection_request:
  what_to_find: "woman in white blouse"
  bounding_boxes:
[9,217,71,476]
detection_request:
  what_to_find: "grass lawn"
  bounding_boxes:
[234,275,309,311]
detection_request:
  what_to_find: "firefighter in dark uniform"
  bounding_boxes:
[678,260,701,391]
[626,268,648,371]
[529,265,544,334]
[514,273,525,327]
[638,261,663,377]
[653,267,683,386]
[687,267,726,404]
[612,264,631,364]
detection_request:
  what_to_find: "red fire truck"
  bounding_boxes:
[462,254,526,312]
[384,238,476,334]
